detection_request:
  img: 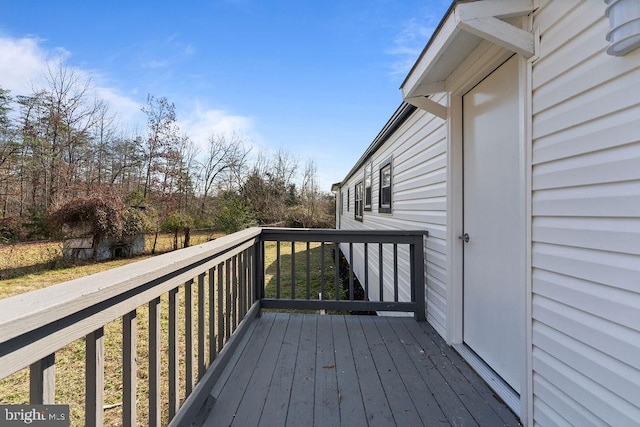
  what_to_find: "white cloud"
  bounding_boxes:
[0,36,145,131]
[179,104,258,152]
[386,17,437,77]
[94,85,145,132]
[0,36,64,93]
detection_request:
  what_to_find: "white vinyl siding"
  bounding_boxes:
[531,1,640,424]
[338,102,448,335]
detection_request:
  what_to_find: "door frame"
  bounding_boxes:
[444,39,533,422]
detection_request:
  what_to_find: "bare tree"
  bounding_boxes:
[199,133,249,214]
[108,134,144,190]
[141,94,180,199]
[39,62,102,204]
[0,87,19,217]
[272,148,298,191]
[88,102,116,190]
[174,134,199,212]
[242,149,300,225]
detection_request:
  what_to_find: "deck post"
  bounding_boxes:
[411,234,427,321]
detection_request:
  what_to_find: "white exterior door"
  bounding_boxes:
[462,56,524,393]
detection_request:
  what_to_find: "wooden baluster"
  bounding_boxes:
[291,241,296,299]
[123,310,137,427]
[168,287,179,420]
[86,327,104,426]
[209,267,216,364]
[245,249,251,313]
[185,279,194,397]
[232,256,238,331]
[349,242,354,300]
[276,241,281,298]
[379,243,384,302]
[334,243,340,300]
[217,263,224,351]
[236,252,243,322]
[306,242,311,300]
[320,242,326,299]
[148,297,161,426]
[29,354,55,404]
[394,244,399,302]
[364,243,369,300]
[198,272,206,380]
[225,261,231,343]
[249,245,256,304]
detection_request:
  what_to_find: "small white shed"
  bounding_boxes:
[334,1,640,425]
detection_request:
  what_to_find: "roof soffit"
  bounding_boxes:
[402,0,536,100]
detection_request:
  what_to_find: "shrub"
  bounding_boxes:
[48,194,148,240]
[214,193,255,233]
[0,217,20,243]
[160,212,193,233]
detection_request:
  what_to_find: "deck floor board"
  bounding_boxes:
[331,315,368,426]
[345,315,396,427]
[314,315,340,427]
[257,314,302,427]
[201,313,520,427]
[284,314,317,427]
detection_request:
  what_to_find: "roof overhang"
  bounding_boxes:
[402,0,536,102]
[336,103,416,188]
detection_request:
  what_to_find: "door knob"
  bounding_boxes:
[458,233,469,243]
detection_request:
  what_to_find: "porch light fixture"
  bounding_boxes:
[605,0,640,56]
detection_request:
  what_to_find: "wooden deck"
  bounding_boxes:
[200,313,520,426]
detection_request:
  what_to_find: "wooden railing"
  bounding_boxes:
[0,227,426,426]
[258,228,427,319]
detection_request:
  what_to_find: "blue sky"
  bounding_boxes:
[0,0,449,190]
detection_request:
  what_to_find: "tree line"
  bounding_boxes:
[0,63,335,243]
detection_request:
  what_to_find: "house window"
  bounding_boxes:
[340,191,344,213]
[364,162,372,210]
[355,180,364,221]
[379,161,392,213]
[347,188,350,211]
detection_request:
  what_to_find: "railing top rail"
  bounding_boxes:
[260,227,428,243]
[0,227,262,344]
